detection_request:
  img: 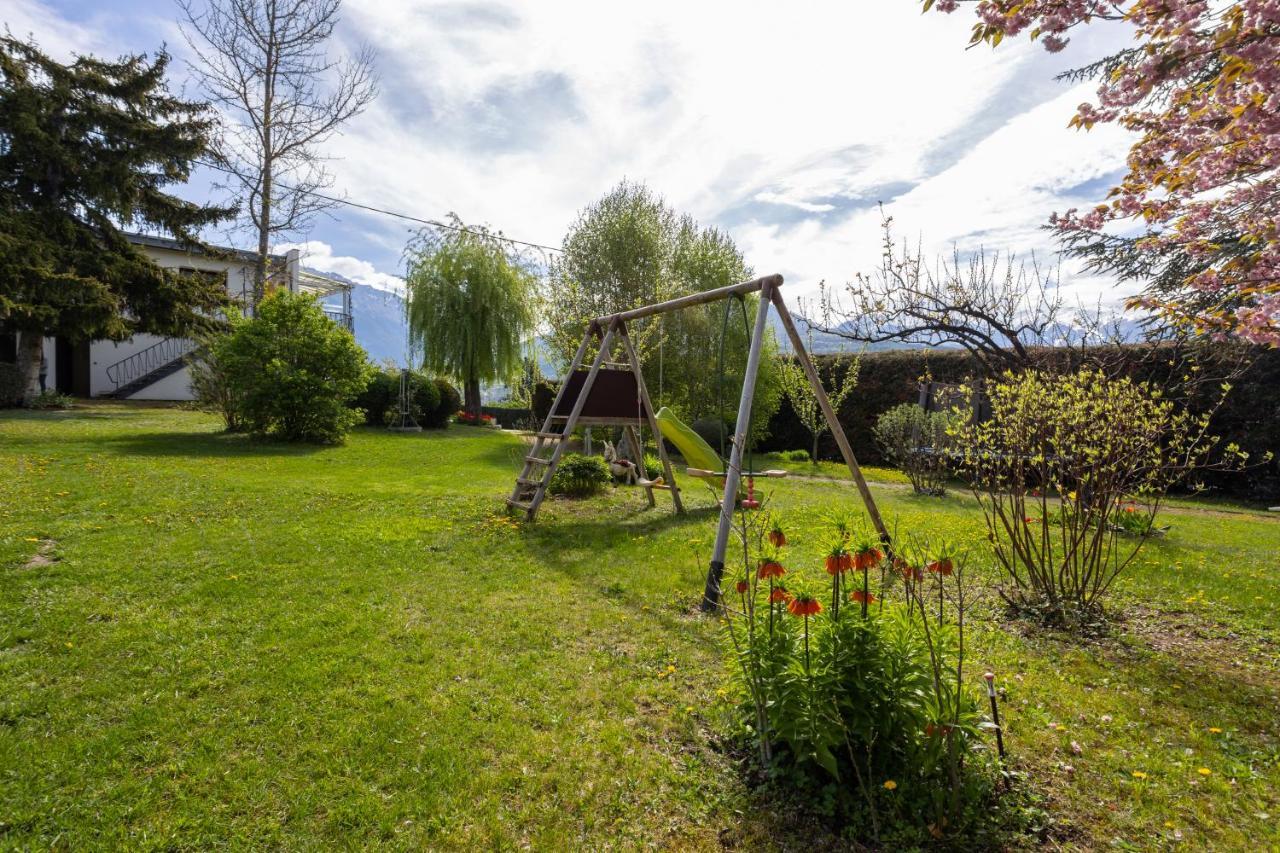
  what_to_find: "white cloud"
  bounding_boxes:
[15,0,1139,316]
[274,240,406,296]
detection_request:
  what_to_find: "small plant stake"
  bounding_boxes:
[984,671,1006,761]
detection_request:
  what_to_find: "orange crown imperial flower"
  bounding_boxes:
[769,586,792,604]
[768,524,787,548]
[926,557,954,576]
[825,548,853,575]
[757,559,786,579]
[787,595,822,617]
[849,589,877,605]
[854,546,883,571]
[735,579,749,595]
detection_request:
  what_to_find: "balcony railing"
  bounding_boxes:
[323,309,353,331]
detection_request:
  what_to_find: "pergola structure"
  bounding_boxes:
[507,274,890,609]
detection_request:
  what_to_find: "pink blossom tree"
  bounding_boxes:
[929,0,1280,345]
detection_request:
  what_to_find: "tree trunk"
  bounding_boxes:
[17,331,44,404]
[254,155,272,307]
[813,432,820,466]
[464,378,482,419]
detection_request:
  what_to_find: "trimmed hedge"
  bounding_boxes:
[759,346,1280,502]
[481,404,532,429]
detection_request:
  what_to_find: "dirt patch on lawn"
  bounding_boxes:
[22,539,59,569]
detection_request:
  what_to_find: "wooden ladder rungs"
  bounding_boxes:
[516,477,543,487]
[525,455,551,465]
[505,498,532,510]
[534,432,564,440]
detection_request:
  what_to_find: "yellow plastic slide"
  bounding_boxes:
[655,407,723,474]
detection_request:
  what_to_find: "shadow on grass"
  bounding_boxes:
[103,430,327,459]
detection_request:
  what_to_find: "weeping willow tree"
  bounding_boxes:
[404,216,539,417]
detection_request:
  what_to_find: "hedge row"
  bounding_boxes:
[758,346,1280,502]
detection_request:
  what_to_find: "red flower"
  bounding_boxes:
[849,589,877,605]
[757,560,785,579]
[927,558,954,576]
[769,586,792,604]
[899,562,924,582]
[768,525,787,548]
[825,548,852,575]
[787,595,822,617]
[735,579,749,595]
[1023,516,1036,524]
[854,547,883,571]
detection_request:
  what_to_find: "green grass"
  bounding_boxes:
[2,403,1278,849]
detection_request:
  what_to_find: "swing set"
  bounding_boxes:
[506,273,890,608]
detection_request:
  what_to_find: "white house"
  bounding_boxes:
[2,233,353,401]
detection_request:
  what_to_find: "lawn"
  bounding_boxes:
[2,403,1278,849]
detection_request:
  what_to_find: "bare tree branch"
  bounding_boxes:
[179,0,378,303]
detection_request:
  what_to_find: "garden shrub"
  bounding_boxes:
[423,378,461,429]
[777,448,810,463]
[691,415,731,455]
[214,291,372,444]
[531,380,556,425]
[409,372,442,425]
[950,368,1244,624]
[719,516,1008,844]
[643,452,662,481]
[187,339,243,431]
[352,367,398,426]
[873,403,952,495]
[0,361,24,407]
[23,389,73,409]
[548,453,610,497]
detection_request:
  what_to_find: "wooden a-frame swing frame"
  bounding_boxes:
[506,273,890,609]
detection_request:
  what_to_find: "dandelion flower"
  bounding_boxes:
[1132,771,1149,780]
[883,780,897,790]
[1208,727,1223,734]
[1197,767,1211,776]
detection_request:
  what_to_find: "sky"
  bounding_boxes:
[7,0,1136,311]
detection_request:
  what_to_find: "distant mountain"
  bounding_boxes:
[345,280,410,366]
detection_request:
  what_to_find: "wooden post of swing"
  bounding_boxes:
[701,280,776,611]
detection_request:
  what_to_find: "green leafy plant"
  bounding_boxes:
[777,448,810,463]
[776,349,860,463]
[187,333,243,431]
[24,389,73,409]
[548,453,610,498]
[643,452,662,481]
[719,514,1002,843]
[949,368,1246,624]
[213,290,371,444]
[873,403,953,496]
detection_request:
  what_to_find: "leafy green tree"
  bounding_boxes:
[214,291,371,443]
[404,217,539,418]
[0,36,234,402]
[547,180,781,439]
[777,348,861,463]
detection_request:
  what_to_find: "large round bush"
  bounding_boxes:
[215,291,372,443]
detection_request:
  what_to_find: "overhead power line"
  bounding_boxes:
[194,159,563,255]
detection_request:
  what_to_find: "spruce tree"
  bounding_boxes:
[0,36,234,402]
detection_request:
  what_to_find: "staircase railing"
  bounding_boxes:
[105,337,198,390]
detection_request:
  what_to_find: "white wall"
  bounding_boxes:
[90,246,257,400]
